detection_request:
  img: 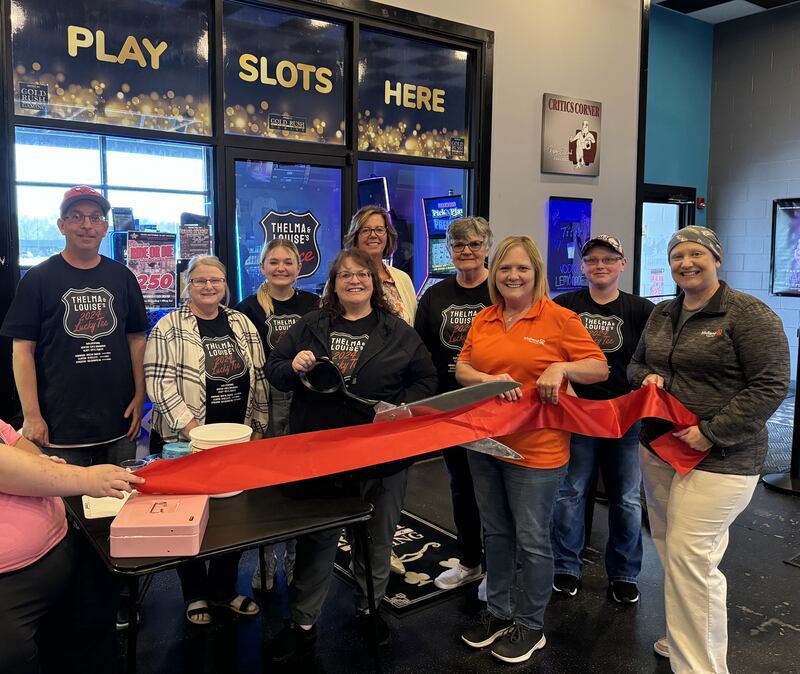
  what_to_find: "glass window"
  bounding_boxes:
[106,138,208,192]
[15,128,101,184]
[105,191,209,235]
[233,159,342,299]
[16,184,71,267]
[357,160,470,290]
[640,202,679,299]
[14,127,212,268]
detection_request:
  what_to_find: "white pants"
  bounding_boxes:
[640,446,758,674]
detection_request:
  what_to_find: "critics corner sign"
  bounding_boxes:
[259,210,321,278]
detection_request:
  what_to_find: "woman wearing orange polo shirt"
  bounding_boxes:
[456,236,607,665]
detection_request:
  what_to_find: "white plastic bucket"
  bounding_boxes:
[189,423,252,451]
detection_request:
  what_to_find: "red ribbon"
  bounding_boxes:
[136,386,706,495]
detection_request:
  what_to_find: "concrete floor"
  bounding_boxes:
[126,409,800,673]
[123,463,800,673]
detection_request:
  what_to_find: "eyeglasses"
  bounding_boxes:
[359,226,387,237]
[189,277,226,287]
[582,256,623,266]
[450,240,485,253]
[64,212,107,225]
[336,270,371,281]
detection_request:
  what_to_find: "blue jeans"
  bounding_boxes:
[468,451,566,631]
[550,424,643,582]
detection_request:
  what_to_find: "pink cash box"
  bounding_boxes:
[110,493,210,558]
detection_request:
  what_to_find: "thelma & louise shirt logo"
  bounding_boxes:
[61,287,117,341]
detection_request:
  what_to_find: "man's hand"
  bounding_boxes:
[83,464,145,499]
[124,394,145,439]
[22,415,49,447]
[673,425,713,452]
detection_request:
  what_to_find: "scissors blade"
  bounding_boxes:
[372,380,521,423]
[460,438,523,461]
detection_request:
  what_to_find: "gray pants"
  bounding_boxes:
[289,469,409,625]
[267,385,292,437]
[44,436,136,467]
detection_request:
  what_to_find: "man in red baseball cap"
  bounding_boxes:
[1,185,148,463]
[59,184,111,217]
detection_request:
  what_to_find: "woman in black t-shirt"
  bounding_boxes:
[235,239,319,592]
[265,248,437,661]
[144,255,268,626]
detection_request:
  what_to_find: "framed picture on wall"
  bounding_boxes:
[548,197,591,292]
[541,94,601,177]
[770,198,800,296]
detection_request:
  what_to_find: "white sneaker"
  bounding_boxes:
[477,577,487,602]
[390,551,406,575]
[654,637,670,658]
[434,565,482,590]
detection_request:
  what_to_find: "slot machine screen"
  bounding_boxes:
[417,276,445,298]
[429,238,456,274]
[423,195,464,235]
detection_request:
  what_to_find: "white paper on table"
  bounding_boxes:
[82,490,132,519]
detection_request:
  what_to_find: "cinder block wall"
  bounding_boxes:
[707,4,800,377]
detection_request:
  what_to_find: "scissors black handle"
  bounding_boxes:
[299,356,379,407]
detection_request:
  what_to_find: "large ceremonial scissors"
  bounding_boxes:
[299,357,523,460]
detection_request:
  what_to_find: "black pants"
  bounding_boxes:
[442,446,483,569]
[0,529,115,674]
[177,552,244,604]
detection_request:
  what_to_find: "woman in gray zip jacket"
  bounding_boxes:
[627,226,789,674]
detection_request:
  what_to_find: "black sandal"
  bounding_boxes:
[210,594,260,616]
[186,600,212,625]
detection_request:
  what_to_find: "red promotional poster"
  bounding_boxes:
[127,231,177,309]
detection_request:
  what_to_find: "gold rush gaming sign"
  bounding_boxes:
[11,0,211,134]
[541,93,602,177]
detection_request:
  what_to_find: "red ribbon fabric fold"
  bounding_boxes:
[136,385,706,495]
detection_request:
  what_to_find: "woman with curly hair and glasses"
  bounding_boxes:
[265,247,436,662]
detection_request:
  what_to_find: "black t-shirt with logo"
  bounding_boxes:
[414,277,491,393]
[196,312,250,425]
[0,254,148,445]
[235,289,319,359]
[330,313,378,382]
[554,289,654,400]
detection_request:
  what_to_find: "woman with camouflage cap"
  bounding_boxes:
[628,226,790,673]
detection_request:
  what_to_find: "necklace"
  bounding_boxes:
[503,304,531,323]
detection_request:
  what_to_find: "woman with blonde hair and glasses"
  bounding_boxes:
[144,254,268,626]
[343,205,416,325]
[235,239,319,592]
[456,236,607,665]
